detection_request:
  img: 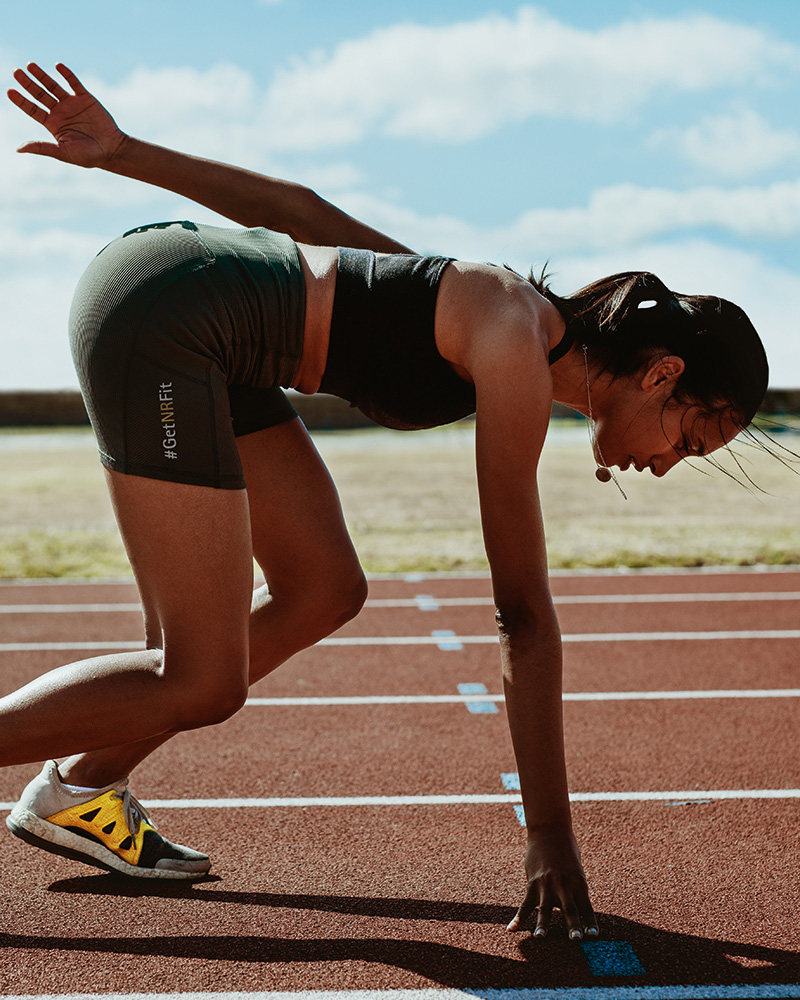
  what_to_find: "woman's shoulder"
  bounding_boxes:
[436,260,563,373]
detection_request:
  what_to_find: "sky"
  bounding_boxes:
[1,0,799,389]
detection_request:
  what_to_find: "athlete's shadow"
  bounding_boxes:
[21,878,800,988]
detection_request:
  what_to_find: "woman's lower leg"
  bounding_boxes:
[59,570,366,786]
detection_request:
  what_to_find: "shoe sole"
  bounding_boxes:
[7,809,210,880]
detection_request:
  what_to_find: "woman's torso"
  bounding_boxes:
[293,243,568,420]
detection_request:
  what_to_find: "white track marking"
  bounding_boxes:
[7,991,800,1000]
[8,991,800,1000]
[366,591,800,607]
[2,591,799,613]
[0,604,143,613]
[242,690,800,706]
[324,630,800,644]
[2,789,798,812]
[3,629,798,652]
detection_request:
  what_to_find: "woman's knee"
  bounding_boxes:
[260,560,367,634]
[302,563,368,637]
[163,659,249,731]
[330,565,369,628]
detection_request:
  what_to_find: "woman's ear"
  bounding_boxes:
[642,354,685,391]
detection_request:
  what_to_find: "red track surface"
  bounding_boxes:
[0,569,798,995]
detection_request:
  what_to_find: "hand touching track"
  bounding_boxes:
[507,824,599,939]
[8,62,127,167]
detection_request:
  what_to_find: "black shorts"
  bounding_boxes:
[69,221,306,490]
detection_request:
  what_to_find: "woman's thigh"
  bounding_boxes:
[105,469,254,693]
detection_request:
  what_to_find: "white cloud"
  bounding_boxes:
[261,7,800,149]
[652,109,800,178]
[1,270,83,390]
[334,179,800,263]
[0,224,104,267]
[88,63,263,160]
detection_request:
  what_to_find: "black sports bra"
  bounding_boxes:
[318,248,572,430]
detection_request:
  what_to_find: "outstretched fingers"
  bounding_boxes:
[54,62,88,94]
[7,61,122,167]
[6,84,48,124]
[12,66,56,111]
[509,874,599,940]
[27,62,72,100]
[8,62,82,121]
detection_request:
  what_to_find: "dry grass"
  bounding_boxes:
[0,424,798,578]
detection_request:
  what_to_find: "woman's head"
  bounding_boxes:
[535,269,769,465]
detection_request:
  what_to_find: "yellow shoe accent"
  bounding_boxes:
[45,789,153,866]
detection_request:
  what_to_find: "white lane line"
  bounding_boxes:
[324,630,800,644]
[8,991,800,1000]
[3,591,799,613]
[242,690,800,706]
[2,789,797,812]
[7,991,800,1000]
[368,591,800,608]
[0,604,143,613]
[3,629,798,652]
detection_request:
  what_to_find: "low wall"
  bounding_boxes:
[0,390,387,430]
[0,389,797,430]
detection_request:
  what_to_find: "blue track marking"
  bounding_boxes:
[501,773,526,824]
[432,629,463,651]
[458,682,499,713]
[581,941,647,976]
[415,593,440,611]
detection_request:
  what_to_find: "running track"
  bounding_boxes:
[0,568,798,1000]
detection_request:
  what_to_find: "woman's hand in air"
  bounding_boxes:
[7,62,126,168]
[507,823,598,939]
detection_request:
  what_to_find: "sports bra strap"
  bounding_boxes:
[547,327,574,365]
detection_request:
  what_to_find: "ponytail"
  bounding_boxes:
[530,269,768,427]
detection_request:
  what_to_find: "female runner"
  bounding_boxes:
[3,63,768,940]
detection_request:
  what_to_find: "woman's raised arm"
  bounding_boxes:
[7,62,413,253]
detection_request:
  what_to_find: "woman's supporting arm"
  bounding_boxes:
[7,62,414,253]
[455,269,598,938]
[479,436,595,937]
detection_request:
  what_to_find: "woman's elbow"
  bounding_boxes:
[494,599,558,641]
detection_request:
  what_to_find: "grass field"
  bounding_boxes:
[1,423,798,578]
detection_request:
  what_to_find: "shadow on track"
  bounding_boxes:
[49,873,514,924]
[16,878,799,989]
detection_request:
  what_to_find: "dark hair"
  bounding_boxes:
[532,270,769,428]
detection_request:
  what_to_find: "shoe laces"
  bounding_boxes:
[110,788,156,836]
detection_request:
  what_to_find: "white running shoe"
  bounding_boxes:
[7,760,210,879]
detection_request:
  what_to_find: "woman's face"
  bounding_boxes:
[592,368,739,478]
